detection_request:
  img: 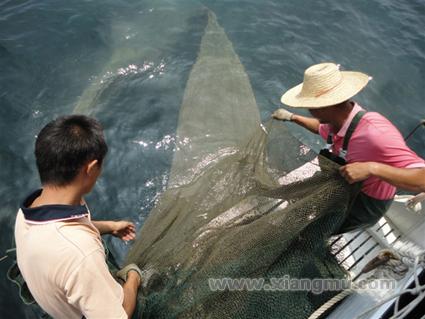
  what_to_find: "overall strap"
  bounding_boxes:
[339,110,366,159]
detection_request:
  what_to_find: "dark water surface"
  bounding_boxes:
[1,0,424,317]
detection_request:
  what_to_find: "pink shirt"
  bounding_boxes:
[319,103,425,200]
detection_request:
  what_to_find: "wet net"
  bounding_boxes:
[126,119,359,319]
[125,11,359,319]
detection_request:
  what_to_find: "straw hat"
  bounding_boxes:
[281,63,370,108]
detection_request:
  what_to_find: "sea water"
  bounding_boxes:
[1,0,424,317]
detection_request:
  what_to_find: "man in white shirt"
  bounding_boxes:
[15,115,142,319]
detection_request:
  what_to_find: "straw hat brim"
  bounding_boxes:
[281,71,370,108]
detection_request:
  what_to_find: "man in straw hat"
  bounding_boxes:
[273,62,425,233]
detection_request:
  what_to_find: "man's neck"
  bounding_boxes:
[31,185,84,208]
[329,101,354,132]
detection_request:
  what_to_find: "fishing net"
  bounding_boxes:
[126,119,358,319]
[125,11,359,318]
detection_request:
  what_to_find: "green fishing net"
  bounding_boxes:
[125,11,358,319]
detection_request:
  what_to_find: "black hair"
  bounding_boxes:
[35,115,108,186]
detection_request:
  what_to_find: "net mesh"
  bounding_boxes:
[125,10,358,319]
[126,121,357,319]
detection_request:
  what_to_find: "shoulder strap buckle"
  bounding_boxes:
[339,149,348,159]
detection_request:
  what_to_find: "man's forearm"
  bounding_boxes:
[369,164,425,192]
[92,220,115,235]
[122,274,139,318]
[340,163,425,192]
[291,114,320,134]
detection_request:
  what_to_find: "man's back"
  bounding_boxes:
[15,210,126,319]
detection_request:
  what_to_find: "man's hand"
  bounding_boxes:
[339,162,373,184]
[272,108,293,121]
[111,221,136,241]
[407,192,425,210]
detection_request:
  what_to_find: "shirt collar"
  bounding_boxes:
[21,189,89,224]
[336,102,364,137]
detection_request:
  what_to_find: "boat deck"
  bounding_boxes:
[326,196,425,319]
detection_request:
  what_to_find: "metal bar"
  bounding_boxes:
[347,242,380,272]
[333,231,364,257]
[338,234,374,265]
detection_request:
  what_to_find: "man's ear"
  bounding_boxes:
[86,159,99,176]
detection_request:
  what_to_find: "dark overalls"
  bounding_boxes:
[319,110,393,234]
